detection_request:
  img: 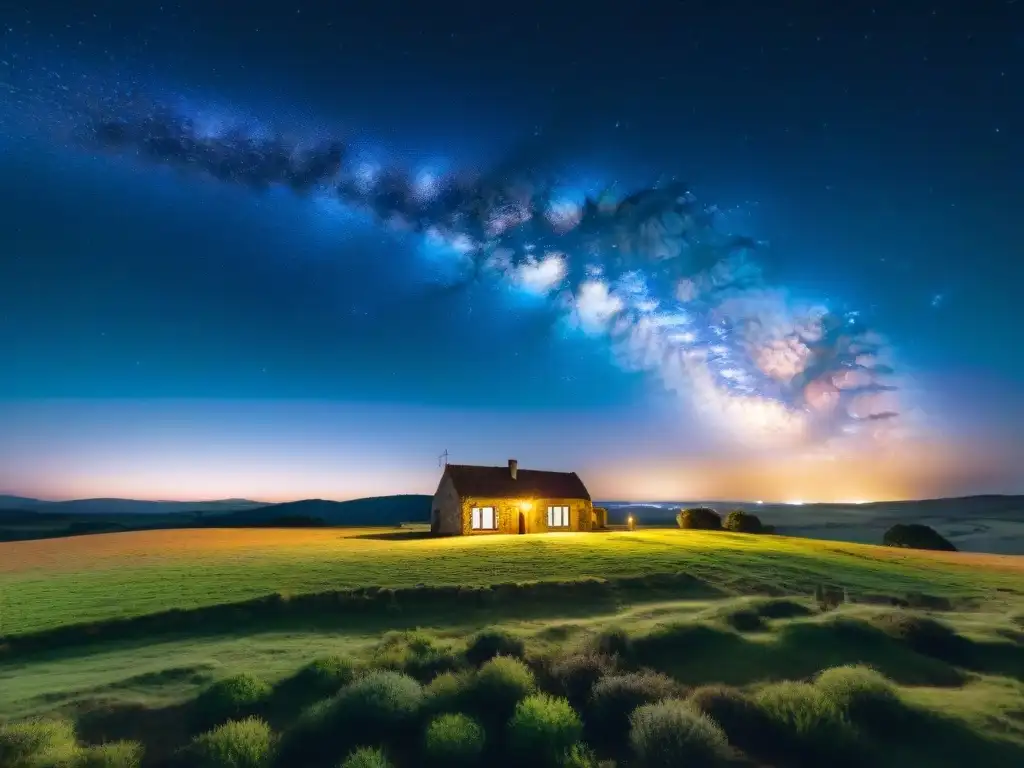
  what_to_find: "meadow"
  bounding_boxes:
[1,527,1023,767]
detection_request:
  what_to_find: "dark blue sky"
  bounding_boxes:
[1,0,1021,501]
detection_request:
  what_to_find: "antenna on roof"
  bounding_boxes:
[438,449,449,468]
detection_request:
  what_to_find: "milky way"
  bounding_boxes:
[6,69,907,451]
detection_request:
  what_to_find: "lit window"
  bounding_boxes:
[471,506,496,530]
[547,505,570,528]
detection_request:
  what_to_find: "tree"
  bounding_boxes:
[676,507,722,530]
[882,524,956,552]
[723,509,764,533]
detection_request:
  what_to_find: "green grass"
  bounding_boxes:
[2,527,1021,639]
[0,526,1022,766]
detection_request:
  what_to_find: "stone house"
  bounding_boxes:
[431,459,594,535]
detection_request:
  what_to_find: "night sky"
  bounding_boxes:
[1,0,1021,503]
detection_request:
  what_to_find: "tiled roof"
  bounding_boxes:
[444,464,591,501]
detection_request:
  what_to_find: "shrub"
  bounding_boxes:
[194,674,272,729]
[588,672,682,747]
[0,718,78,768]
[188,717,273,768]
[546,652,616,710]
[465,656,536,729]
[883,523,956,551]
[277,671,422,766]
[629,699,730,767]
[754,681,858,765]
[465,629,526,666]
[330,670,424,748]
[507,695,583,767]
[869,612,972,664]
[340,746,393,768]
[75,741,144,768]
[687,685,782,760]
[676,507,721,530]
[423,713,485,766]
[372,630,463,681]
[723,509,764,533]
[815,665,905,733]
[289,655,357,699]
[422,670,473,716]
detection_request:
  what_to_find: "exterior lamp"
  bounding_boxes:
[519,500,533,511]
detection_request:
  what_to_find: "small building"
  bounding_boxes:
[431,459,594,535]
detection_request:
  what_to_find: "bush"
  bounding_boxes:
[815,665,904,733]
[289,655,357,699]
[277,670,422,766]
[507,695,583,767]
[676,507,721,530]
[723,509,764,533]
[372,630,463,681]
[75,741,143,768]
[546,652,616,710]
[465,629,526,666]
[882,523,956,551]
[423,713,485,766]
[0,718,78,768]
[869,612,972,664]
[188,717,273,768]
[331,670,424,748]
[340,746,392,768]
[422,670,473,716]
[465,656,536,729]
[687,685,782,761]
[629,699,730,767]
[194,674,272,729]
[588,671,682,747]
[754,682,858,765]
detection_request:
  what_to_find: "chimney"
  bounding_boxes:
[509,459,518,480]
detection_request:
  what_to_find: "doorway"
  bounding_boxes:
[518,511,527,535]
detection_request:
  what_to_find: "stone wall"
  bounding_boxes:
[455,495,594,535]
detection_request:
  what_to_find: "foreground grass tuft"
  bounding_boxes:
[75,741,143,768]
[188,717,273,768]
[0,718,78,768]
[629,699,731,767]
[754,681,859,765]
[587,671,683,748]
[507,694,583,767]
[464,656,536,730]
[340,746,393,768]
[814,664,905,732]
[423,713,485,766]
[687,685,783,761]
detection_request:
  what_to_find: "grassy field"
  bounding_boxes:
[2,527,1023,640]
[1,527,1023,766]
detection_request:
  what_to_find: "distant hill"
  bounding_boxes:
[0,497,267,515]
[210,495,432,527]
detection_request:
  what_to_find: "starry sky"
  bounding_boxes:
[1,0,1022,503]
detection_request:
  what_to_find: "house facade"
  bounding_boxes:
[431,459,594,535]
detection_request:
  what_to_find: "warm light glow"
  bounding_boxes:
[519,500,533,511]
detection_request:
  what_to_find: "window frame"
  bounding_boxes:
[547,505,570,529]
[470,506,497,531]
